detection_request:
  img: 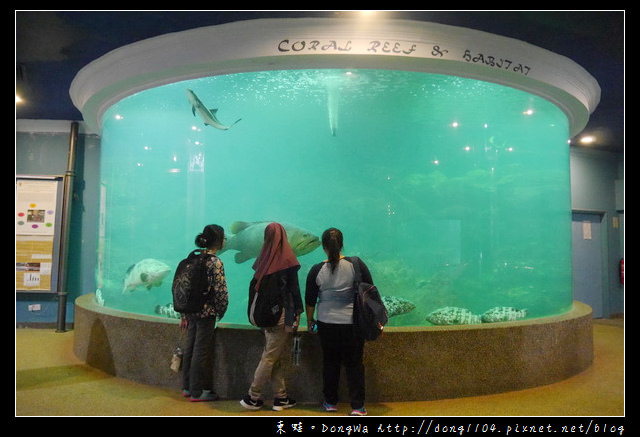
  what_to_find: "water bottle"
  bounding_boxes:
[170,347,183,372]
[291,335,301,366]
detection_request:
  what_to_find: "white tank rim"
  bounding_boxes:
[70,17,600,135]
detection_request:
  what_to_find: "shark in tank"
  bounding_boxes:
[186,89,241,130]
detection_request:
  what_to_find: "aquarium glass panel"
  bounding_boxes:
[97,69,572,325]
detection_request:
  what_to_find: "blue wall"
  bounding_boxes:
[570,148,625,316]
[15,120,624,324]
[16,121,101,326]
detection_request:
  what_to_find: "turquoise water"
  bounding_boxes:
[97,69,573,326]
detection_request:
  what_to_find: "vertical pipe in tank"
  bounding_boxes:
[186,143,205,245]
[326,80,339,137]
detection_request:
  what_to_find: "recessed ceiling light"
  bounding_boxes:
[580,136,596,144]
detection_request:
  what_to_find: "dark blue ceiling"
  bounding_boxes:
[15,10,624,152]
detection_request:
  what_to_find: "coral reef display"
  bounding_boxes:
[96,69,572,325]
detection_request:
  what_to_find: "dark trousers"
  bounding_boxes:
[317,321,365,409]
[182,316,216,396]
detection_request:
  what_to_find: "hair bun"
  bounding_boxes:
[194,224,225,249]
[195,233,208,248]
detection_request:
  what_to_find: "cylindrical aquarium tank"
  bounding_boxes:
[72,18,600,327]
[71,17,600,400]
[97,69,572,326]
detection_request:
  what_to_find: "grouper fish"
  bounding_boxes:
[186,89,241,130]
[381,296,416,318]
[220,221,320,264]
[122,258,171,294]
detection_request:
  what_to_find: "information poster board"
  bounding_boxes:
[16,176,63,293]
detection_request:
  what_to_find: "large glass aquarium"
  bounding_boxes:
[95,68,573,326]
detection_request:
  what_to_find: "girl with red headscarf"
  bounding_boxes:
[240,222,303,411]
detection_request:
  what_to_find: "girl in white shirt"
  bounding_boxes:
[305,227,373,416]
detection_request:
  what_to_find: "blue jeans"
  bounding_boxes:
[182,316,216,396]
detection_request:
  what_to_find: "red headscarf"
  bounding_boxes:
[252,222,300,290]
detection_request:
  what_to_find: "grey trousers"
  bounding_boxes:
[182,316,216,396]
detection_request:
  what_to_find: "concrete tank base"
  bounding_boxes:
[73,294,593,402]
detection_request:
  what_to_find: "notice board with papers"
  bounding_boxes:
[16,176,64,293]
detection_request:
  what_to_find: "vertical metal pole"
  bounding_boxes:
[56,121,79,332]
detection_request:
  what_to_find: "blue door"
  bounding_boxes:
[572,212,604,318]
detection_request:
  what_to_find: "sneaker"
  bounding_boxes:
[322,401,338,412]
[189,389,218,402]
[350,407,367,416]
[240,394,264,410]
[181,389,190,398]
[273,397,296,411]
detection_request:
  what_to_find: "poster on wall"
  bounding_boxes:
[16,179,58,235]
[16,235,54,290]
[16,177,63,293]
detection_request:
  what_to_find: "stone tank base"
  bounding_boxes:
[73,294,593,402]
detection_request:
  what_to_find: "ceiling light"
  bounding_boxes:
[16,64,29,105]
[580,136,596,144]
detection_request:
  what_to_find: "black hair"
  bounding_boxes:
[195,224,225,250]
[322,227,343,273]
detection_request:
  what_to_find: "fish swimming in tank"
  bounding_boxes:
[426,307,482,325]
[381,296,416,318]
[221,221,321,263]
[186,89,242,130]
[481,307,527,323]
[94,288,105,306]
[154,303,181,319]
[122,258,171,294]
[426,306,528,325]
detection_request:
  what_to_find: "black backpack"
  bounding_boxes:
[248,273,285,327]
[172,250,210,313]
[350,257,388,341]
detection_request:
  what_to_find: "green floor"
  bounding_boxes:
[16,319,623,417]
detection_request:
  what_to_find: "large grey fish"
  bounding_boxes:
[221,221,320,264]
[186,89,241,130]
[381,296,416,318]
[122,258,171,294]
[426,306,482,325]
[481,306,527,323]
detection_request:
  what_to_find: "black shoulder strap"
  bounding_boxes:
[349,256,362,284]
